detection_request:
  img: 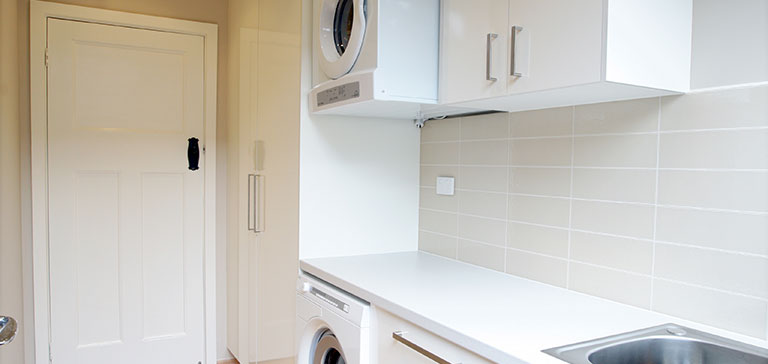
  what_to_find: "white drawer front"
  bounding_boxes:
[375,308,495,364]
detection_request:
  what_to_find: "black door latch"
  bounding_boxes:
[188,137,200,171]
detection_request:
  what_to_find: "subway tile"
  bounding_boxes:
[460,140,508,165]
[658,170,768,212]
[574,98,659,134]
[419,230,457,259]
[458,214,507,247]
[458,166,508,192]
[572,168,656,203]
[661,85,768,131]
[508,195,570,228]
[509,167,571,197]
[421,118,459,142]
[458,190,507,219]
[656,207,768,256]
[507,222,569,258]
[573,134,657,168]
[569,263,652,309]
[419,187,458,212]
[654,244,768,299]
[457,240,505,272]
[460,112,508,140]
[420,165,459,187]
[571,200,655,239]
[653,280,768,339]
[506,250,568,288]
[419,209,457,235]
[659,129,768,169]
[509,137,572,166]
[509,107,573,137]
[421,142,459,165]
[571,231,653,274]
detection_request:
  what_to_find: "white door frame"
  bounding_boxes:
[29,2,218,363]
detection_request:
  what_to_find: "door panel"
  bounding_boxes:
[47,18,205,364]
[507,0,604,94]
[440,0,509,104]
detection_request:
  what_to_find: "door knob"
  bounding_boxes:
[0,315,18,346]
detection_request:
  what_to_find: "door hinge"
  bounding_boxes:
[45,48,49,68]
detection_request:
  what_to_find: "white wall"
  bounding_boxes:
[691,0,768,89]
[0,0,25,363]
[299,0,421,260]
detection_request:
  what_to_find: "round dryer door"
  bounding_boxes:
[318,0,366,79]
[313,329,347,364]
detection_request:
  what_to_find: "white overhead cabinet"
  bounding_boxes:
[440,0,693,112]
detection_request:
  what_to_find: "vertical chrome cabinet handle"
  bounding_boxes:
[510,25,524,77]
[0,315,18,346]
[486,33,499,82]
[392,331,457,364]
[247,174,264,233]
[247,174,256,232]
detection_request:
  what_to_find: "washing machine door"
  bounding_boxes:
[313,329,347,364]
[318,0,367,79]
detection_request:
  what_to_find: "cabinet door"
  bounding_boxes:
[440,0,509,104]
[507,0,604,94]
[376,308,494,364]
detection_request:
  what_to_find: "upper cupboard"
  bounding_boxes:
[440,0,693,112]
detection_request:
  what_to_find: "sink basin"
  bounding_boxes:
[543,324,768,364]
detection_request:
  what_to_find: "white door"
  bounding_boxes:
[46,18,206,364]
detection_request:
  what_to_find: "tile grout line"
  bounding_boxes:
[650,96,663,311]
[421,185,768,216]
[566,106,576,289]
[455,117,462,260]
[422,164,768,172]
[419,124,768,145]
[503,113,511,273]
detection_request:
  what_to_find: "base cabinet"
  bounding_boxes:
[375,307,495,364]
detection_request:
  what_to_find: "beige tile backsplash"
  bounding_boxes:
[418,85,768,340]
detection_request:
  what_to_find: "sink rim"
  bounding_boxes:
[542,323,768,364]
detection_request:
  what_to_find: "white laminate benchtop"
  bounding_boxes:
[300,251,768,364]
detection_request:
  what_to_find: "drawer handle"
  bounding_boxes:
[392,331,458,364]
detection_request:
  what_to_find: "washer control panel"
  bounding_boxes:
[310,286,350,313]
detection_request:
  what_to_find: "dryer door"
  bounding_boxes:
[313,329,348,364]
[318,0,366,79]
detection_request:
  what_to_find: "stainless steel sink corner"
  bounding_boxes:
[543,323,768,364]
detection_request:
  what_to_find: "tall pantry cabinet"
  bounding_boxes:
[226,0,301,363]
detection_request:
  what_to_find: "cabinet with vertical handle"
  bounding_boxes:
[440,0,693,112]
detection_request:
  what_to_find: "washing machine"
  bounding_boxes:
[310,0,440,118]
[296,273,372,364]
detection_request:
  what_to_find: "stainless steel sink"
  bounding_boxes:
[543,324,768,364]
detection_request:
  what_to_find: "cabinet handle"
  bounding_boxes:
[247,174,264,233]
[392,331,457,364]
[485,33,498,82]
[510,25,523,77]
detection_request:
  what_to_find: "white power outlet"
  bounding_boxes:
[436,176,455,196]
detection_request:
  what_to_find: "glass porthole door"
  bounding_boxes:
[312,329,347,364]
[318,0,367,79]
